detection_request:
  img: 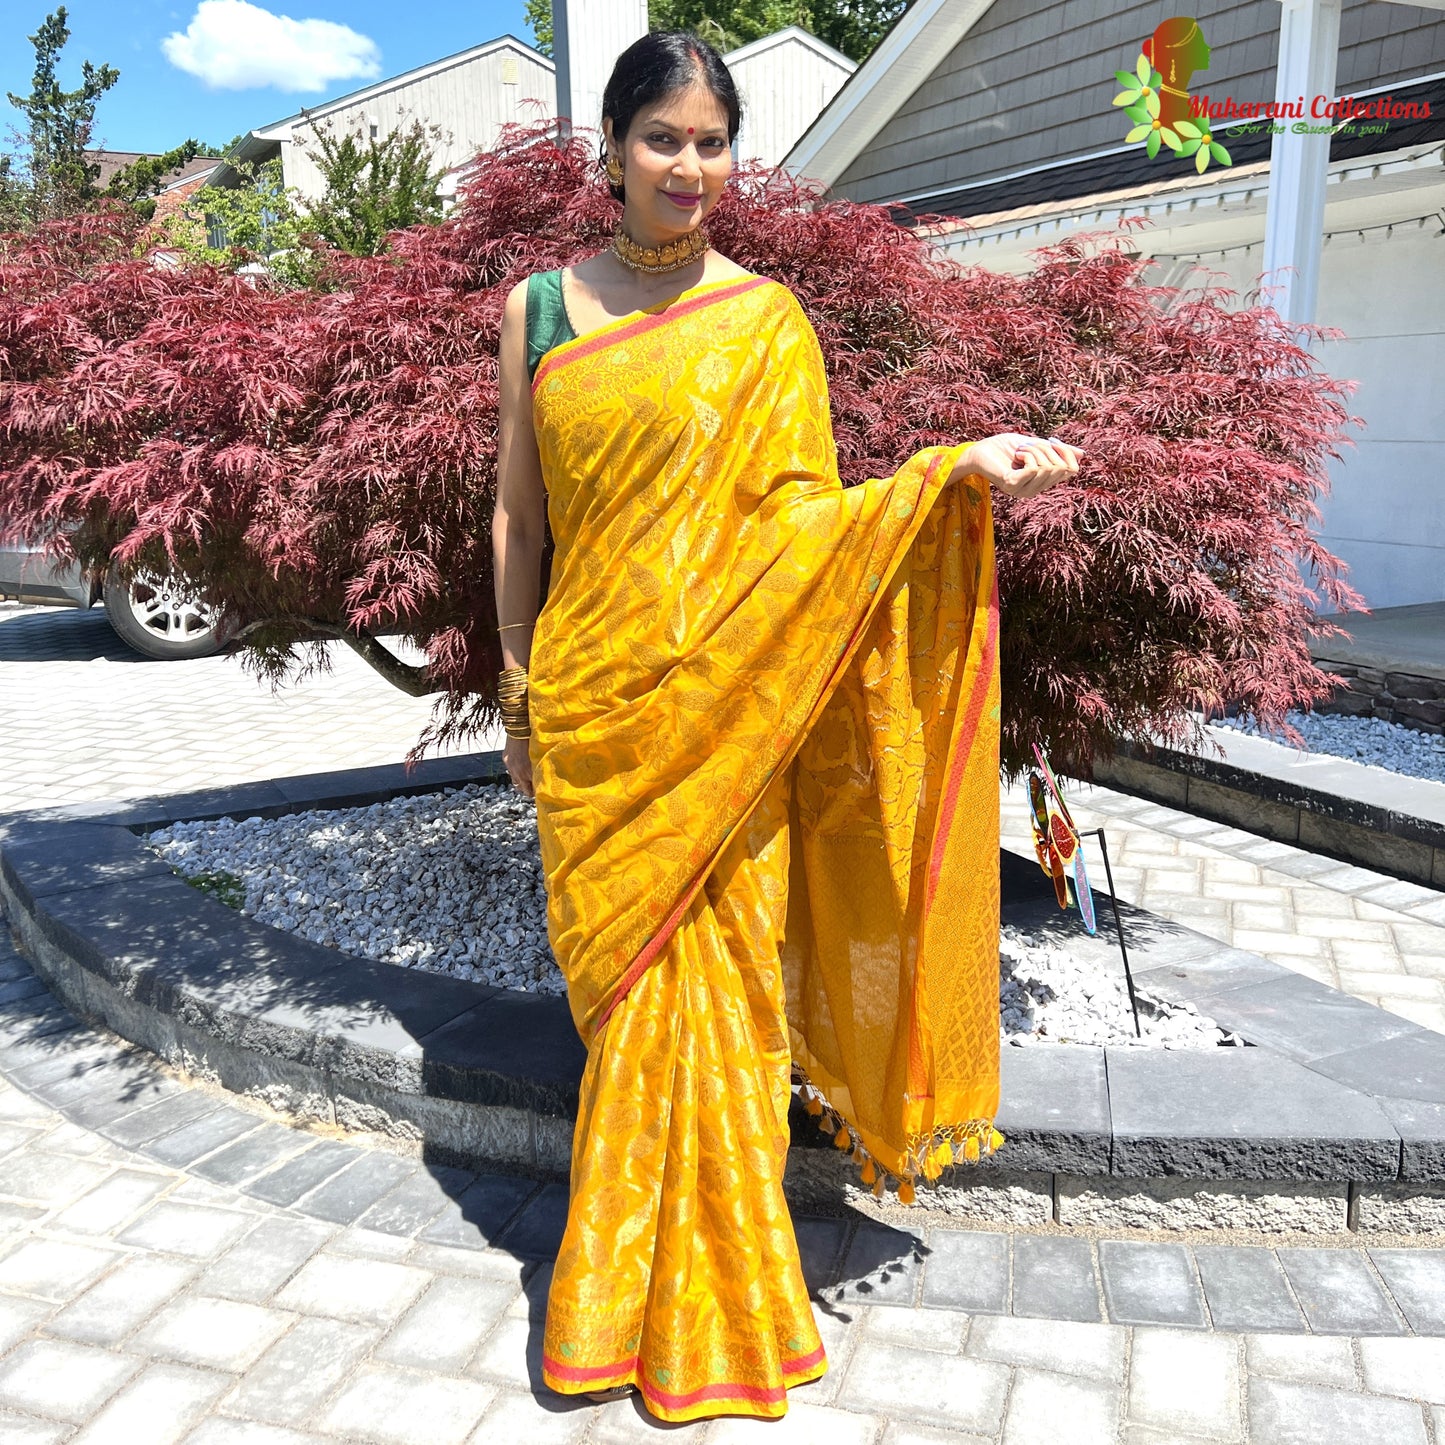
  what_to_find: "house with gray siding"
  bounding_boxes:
[786,0,1445,610]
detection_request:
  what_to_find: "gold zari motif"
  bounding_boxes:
[527,274,1003,1422]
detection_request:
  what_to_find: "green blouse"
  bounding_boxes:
[525,269,577,382]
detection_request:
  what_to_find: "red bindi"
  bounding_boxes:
[687,126,694,135]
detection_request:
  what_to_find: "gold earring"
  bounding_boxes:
[605,153,624,186]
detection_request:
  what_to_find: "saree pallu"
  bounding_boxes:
[526,274,1001,1422]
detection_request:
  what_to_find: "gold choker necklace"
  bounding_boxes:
[611,223,710,275]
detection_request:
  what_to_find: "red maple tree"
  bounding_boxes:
[0,123,1361,775]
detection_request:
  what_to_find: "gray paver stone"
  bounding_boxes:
[1245,1334,1359,1389]
[828,1220,924,1306]
[919,1229,1009,1313]
[353,1164,475,1237]
[1099,1241,1207,1329]
[1277,1248,1409,1336]
[0,1338,144,1424]
[1193,1247,1307,1332]
[199,1215,335,1303]
[47,1168,174,1235]
[0,1296,57,1355]
[0,1237,120,1303]
[1357,1338,1445,1406]
[0,1406,71,1443]
[374,1274,520,1372]
[143,1110,266,1170]
[99,1090,219,1150]
[129,1294,296,1372]
[1128,1328,1242,1440]
[494,1181,570,1262]
[271,1251,430,1327]
[115,1199,255,1259]
[1104,1048,1398,1181]
[965,1315,1126,1381]
[70,1361,231,1445]
[187,1124,316,1189]
[316,1363,495,1445]
[1248,1377,1428,1445]
[1012,1236,1100,1322]
[1003,1367,1120,1445]
[1368,1250,1445,1334]
[242,1140,359,1208]
[45,1255,199,1346]
[835,1338,1011,1433]
[791,1214,849,1293]
[216,1315,376,1426]
[0,1151,111,1208]
[416,1172,538,1252]
[286,1150,419,1225]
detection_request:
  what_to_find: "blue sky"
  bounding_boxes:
[1,0,542,154]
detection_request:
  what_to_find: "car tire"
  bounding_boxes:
[101,564,229,660]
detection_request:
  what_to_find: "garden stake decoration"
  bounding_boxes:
[1028,745,1142,1037]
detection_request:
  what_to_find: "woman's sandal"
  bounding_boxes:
[585,1385,634,1403]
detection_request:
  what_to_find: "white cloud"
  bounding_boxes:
[161,0,381,93]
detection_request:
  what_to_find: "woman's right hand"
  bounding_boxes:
[504,734,534,798]
[954,433,1082,499]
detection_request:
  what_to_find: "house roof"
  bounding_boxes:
[252,34,550,141]
[724,24,854,74]
[85,149,224,190]
[783,0,997,186]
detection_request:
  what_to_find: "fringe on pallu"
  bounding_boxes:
[792,1066,1004,1206]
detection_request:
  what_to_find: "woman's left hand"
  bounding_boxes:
[953,434,1083,499]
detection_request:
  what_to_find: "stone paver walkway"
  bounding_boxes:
[0,604,488,814]
[1001,783,1445,1035]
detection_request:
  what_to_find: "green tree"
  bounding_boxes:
[158,156,313,287]
[158,117,447,287]
[2,7,119,228]
[105,139,224,220]
[526,0,906,63]
[297,112,447,256]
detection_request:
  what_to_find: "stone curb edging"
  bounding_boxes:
[1094,733,1445,889]
[1,754,1443,1235]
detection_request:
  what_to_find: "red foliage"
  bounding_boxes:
[0,124,1361,775]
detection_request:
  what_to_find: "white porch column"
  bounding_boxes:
[1260,0,1342,328]
[552,1,650,135]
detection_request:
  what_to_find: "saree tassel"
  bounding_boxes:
[805,1095,823,1117]
[833,1124,852,1150]
[859,1160,877,1186]
[871,1175,885,1199]
[898,1180,917,1205]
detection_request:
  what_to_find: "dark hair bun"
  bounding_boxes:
[599,30,742,202]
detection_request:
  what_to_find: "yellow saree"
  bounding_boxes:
[526,273,1002,1422]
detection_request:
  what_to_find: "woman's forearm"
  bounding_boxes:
[492,516,545,671]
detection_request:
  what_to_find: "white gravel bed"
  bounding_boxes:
[1212,709,1445,784]
[149,783,1239,1049]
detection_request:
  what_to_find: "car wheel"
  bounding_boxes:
[101,564,229,660]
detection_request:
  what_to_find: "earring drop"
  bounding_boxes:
[605,152,624,186]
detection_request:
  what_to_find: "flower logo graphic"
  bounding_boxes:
[1114,17,1233,173]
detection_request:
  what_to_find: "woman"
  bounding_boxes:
[491,32,1080,1424]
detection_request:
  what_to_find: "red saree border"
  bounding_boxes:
[543,1342,827,1414]
[531,274,772,394]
